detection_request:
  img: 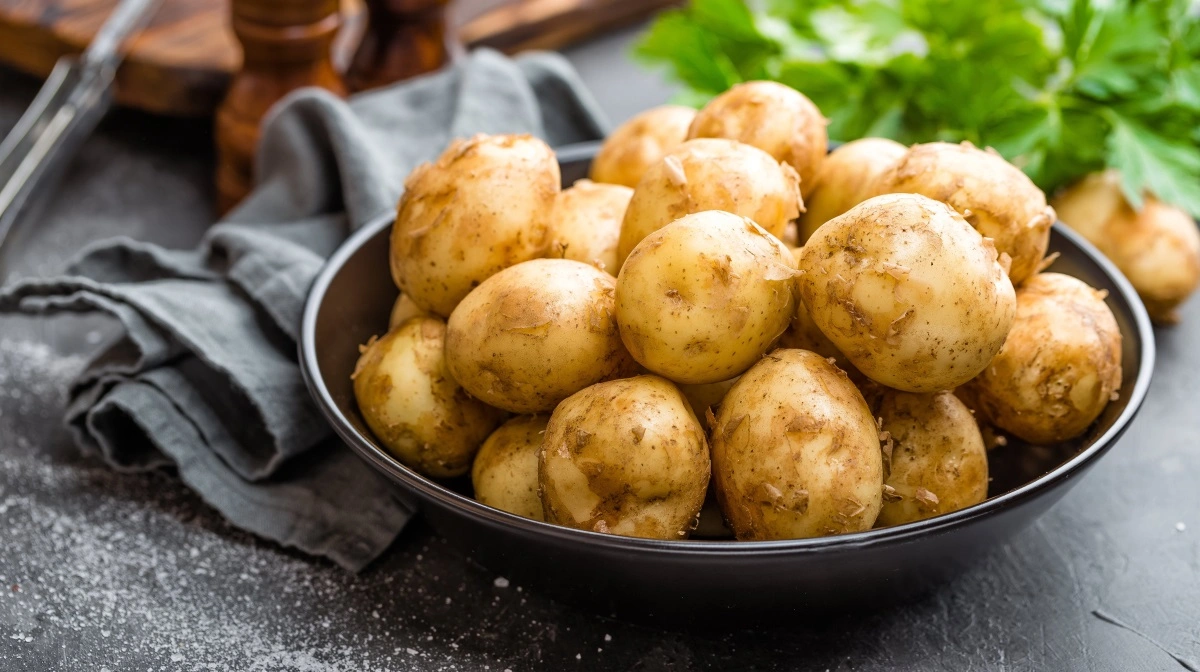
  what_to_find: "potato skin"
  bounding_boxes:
[798,193,1017,393]
[471,415,548,521]
[540,376,710,539]
[873,390,988,527]
[352,317,505,478]
[678,378,738,427]
[799,138,907,242]
[687,81,828,196]
[1052,171,1200,324]
[616,139,802,267]
[549,179,634,274]
[711,349,883,540]
[446,259,634,413]
[776,295,850,368]
[590,106,697,188]
[872,141,1055,284]
[390,134,560,316]
[960,272,1122,444]
[616,211,798,384]
[388,294,428,331]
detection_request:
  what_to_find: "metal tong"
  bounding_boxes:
[0,0,162,260]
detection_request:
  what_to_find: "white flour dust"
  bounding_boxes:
[0,338,605,671]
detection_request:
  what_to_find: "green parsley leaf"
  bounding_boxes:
[635,0,1200,217]
[1107,114,1200,216]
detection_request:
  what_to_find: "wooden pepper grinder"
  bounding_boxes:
[215,0,347,214]
[345,0,453,93]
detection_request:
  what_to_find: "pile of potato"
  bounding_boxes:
[353,81,1124,542]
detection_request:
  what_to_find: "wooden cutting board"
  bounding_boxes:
[0,0,674,117]
[0,0,360,117]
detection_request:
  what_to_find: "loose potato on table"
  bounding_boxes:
[352,317,505,478]
[540,376,710,540]
[711,349,883,540]
[799,137,907,242]
[549,179,634,274]
[590,105,697,188]
[687,80,828,197]
[616,138,802,267]
[446,258,633,414]
[960,272,1122,444]
[1052,171,1200,324]
[472,415,549,521]
[872,141,1055,284]
[616,211,797,384]
[873,390,989,527]
[798,193,1017,393]
[390,133,560,317]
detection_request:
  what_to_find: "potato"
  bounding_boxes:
[873,390,989,527]
[872,141,1055,284]
[799,137,907,242]
[352,317,505,478]
[711,349,883,540]
[540,375,710,539]
[798,193,1017,393]
[616,139,802,267]
[1052,171,1200,324]
[388,294,428,331]
[548,179,634,274]
[677,377,738,426]
[959,272,1122,444]
[590,105,696,188]
[616,211,797,384]
[687,81,828,196]
[471,415,548,521]
[446,258,633,413]
[390,133,560,316]
[774,296,862,382]
[781,220,800,248]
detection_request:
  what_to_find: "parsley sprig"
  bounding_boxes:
[636,0,1200,216]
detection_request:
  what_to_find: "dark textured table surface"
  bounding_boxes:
[2,29,1199,672]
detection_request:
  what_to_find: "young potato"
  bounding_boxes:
[616,211,797,384]
[798,193,1017,393]
[798,137,907,242]
[687,81,828,196]
[616,139,802,267]
[1052,171,1200,324]
[548,179,634,274]
[446,259,634,414]
[390,133,560,316]
[677,377,738,427]
[774,296,865,384]
[781,221,800,248]
[471,415,548,521]
[960,272,1122,444]
[872,141,1055,284]
[352,317,505,478]
[873,390,989,527]
[540,376,710,540]
[388,294,428,331]
[711,349,883,540]
[590,105,697,188]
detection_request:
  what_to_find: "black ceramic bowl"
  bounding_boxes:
[300,142,1155,622]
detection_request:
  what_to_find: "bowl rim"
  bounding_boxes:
[299,154,1155,558]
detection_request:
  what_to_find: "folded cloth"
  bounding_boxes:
[0,49,609,571]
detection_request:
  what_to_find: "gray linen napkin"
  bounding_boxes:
[0,49,608,570]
